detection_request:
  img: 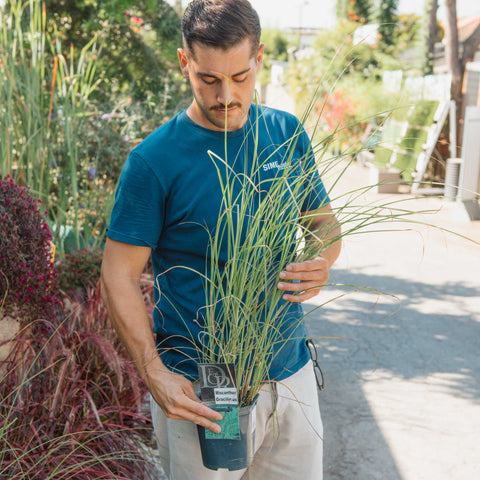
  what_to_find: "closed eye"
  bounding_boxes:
[198,68,251,85]
[201,75,218,85]
[233,74,248,83]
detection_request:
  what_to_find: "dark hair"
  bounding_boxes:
[182,0,261,57]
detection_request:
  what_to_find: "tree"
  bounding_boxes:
[424,0,438,74]
[337,0,371,24]
[444,0,480,148]
[44,0,184,107]
[257,28,290,87]
[377,0,399,49]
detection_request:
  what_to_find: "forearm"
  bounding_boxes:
[304,211,342,268]
[310,223,342,268]
[100,239,222,431]
[100,272,165,386]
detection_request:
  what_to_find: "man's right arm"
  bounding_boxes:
[100,238,222,432]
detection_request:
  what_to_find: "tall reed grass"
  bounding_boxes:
[194,104,337,406]
[0,0,106,253]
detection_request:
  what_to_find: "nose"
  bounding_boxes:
[216,80,235,107]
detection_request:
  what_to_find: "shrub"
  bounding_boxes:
[56,247,104,299]
[0,284,157,479]
[0,175,59,323]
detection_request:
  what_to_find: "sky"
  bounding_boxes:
[248,0,480,29]
[168,0,480,30]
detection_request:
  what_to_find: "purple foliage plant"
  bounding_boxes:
[0,175,60,322]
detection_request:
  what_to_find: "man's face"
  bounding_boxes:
[178,38,264,131]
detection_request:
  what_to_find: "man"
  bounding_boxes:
[101,0,341,478]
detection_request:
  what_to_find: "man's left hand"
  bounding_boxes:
[277,256,330,303]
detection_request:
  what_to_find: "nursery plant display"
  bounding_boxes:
[0,284,159,479]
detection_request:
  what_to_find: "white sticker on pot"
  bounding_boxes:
[214,388,238,405]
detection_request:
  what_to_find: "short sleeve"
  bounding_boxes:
[107,151,165,248]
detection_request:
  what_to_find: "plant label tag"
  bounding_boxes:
[205,405,241,440]
[198,363,237,406]
[214,387,238,405]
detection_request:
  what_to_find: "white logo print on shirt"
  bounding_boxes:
[262,161,287,172]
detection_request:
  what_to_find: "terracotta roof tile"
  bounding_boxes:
[458,15,480,43]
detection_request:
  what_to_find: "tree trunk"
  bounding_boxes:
[426,0,438,75]
[445,1,462,111]
[444,0,463,153]
[463,23,480,65]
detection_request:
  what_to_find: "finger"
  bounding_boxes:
[189,399,223,422]
[278,278,328,293]
[165,397,223,433]
[282,288,321,303]
[180,383,202,403]
[280,280,324,302]
[279,269,329,282]
[168,408,223,433]
[281,284,324,296]
[173,393,223,421]
[184,404,224,432]
[285,258,328,272]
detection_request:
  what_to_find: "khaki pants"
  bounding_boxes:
[150,360,323,479]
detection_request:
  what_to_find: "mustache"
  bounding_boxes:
[211,103,241,111]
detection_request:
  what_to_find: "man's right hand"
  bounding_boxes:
[148,367,223,433]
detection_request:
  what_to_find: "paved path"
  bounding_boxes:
[306,162,480,480]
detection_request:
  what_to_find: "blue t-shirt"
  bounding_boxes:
[107,104,330,381]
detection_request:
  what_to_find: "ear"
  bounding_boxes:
[177,48,189,78]
[256,44,265,72]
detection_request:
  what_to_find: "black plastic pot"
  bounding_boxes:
[197,397,258,471]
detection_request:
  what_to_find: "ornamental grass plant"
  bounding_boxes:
[0,283,158,479]
[168,95,478,408]
[1,174,158,476]
[193,104,338,406]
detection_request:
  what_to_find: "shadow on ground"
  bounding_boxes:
[305,266,480,480]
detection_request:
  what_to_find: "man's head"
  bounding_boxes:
[181,0,261,59]
[178,0,264,132]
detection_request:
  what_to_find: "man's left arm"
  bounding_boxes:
[277,204,342,303]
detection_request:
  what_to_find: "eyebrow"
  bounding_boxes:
[198,67,252,79]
